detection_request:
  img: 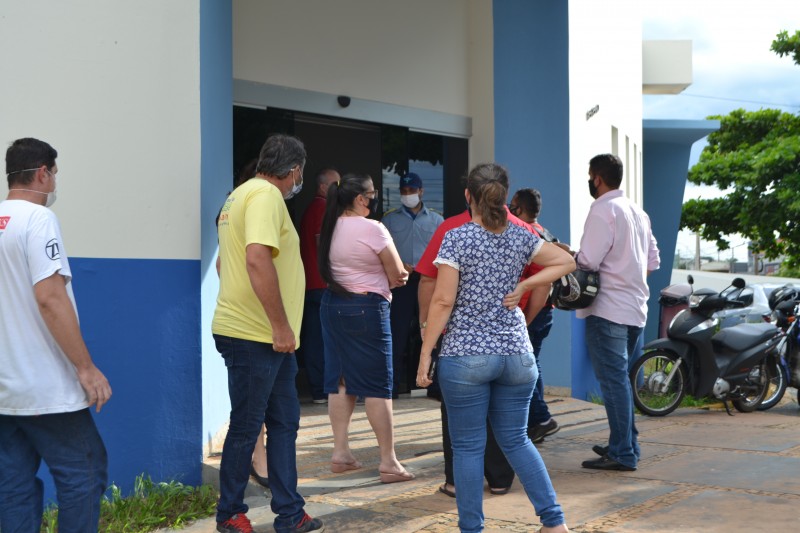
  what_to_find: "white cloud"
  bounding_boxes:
[644,0,800,119]
[643,0,799,264]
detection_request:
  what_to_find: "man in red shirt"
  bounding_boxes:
[298,168,340,403]
[417,206,549,497]
[510,188,561,443]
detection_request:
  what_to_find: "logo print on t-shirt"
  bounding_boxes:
[46,238,60,260]
[0,216,9,230]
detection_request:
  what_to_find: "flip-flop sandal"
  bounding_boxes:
[438,483,456,498]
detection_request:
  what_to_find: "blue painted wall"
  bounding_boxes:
[493,0,572,389]
[40,257,202,503]
[643,142,690,342]
[642,120,719,343]
[199,0,234,450]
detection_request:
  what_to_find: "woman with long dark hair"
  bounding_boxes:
[318,173,413,483]
[416,163,574,532]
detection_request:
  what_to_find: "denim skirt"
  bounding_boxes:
[320,289,393,398]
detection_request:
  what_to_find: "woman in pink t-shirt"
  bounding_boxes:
[318,173,413,483]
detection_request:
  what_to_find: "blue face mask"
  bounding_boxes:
[283,168,303,200]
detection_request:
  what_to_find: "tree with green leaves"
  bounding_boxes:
[680,31,800,273]
[772,30,800,66]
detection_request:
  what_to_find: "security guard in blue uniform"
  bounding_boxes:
[382,173,443,396]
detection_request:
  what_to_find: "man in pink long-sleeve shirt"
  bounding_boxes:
[575,153,660,472]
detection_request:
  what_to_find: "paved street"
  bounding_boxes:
[184,391,800,532]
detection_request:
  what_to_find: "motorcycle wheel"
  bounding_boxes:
[732,361,770,413]
[630,350,687,416]
[756,355,788,411]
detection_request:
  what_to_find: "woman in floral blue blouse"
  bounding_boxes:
[416,163,574,533]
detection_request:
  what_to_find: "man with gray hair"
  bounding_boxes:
[213,134,323,532]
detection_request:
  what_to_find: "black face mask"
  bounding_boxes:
[367,196,379,216]
[588,177,599,199]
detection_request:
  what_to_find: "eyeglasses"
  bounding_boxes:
[362,190,377,199]
[508,203,521,215]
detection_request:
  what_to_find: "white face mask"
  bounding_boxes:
[283,167,303,200]
[400,193,420,209]
[7,168,57,207]
[43,170,57,207]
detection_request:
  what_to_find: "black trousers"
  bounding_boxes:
[389,274,421,396]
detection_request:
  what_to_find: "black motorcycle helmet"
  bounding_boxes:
[552,269,600,311]
[768,284,799,311]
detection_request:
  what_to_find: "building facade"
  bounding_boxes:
[0,0,705,494]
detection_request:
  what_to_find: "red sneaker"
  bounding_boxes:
[217,513,254,533]
[295,512,324,532]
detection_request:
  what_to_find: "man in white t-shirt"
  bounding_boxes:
[0,137,112,531]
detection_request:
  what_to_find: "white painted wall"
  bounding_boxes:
[643,40,693,94]
[234,0,470,117]
[0,0,201,260]
[567,0,644,246]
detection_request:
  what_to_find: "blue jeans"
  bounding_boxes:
[527,307,554,426]
[439,353,565,532]
[440,401,515,489]
[214,335,308,532]
[0,409,107,533]
[584,315,642,468]
[298,289,326,400]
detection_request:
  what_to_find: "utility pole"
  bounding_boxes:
[694,233,701,270]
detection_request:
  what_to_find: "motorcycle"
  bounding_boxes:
[631,276,783,416]
[758,284,800,409]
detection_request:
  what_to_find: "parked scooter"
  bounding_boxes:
[758,284,800,409]
[631,276,783,416]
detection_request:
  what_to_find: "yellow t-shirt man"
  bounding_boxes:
[212,178,305,345]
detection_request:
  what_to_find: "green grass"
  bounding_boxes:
[593,393,716,410]
[39,474,218,532]
[679,395,718,408]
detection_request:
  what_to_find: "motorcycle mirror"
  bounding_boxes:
[732,278,746,289]
[687,275,694,285]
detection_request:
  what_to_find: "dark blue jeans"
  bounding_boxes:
[0,408,107,533]
[584,315,642,468]
[298,289,326,400]
[527,307,554,426]
[214,335,308,532]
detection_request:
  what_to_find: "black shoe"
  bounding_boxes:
[249,463,270,488]
[592,445,609,457]
[294,512,324,532]
[528,419,560,443]
[581,455,636,471]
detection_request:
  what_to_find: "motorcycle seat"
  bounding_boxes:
[712,322,778,352]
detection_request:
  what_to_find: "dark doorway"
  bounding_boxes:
[232,105,468,395]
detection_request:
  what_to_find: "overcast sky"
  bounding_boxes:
[642,0,800,262]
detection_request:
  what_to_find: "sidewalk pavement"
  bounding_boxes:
[182,391,800,532]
